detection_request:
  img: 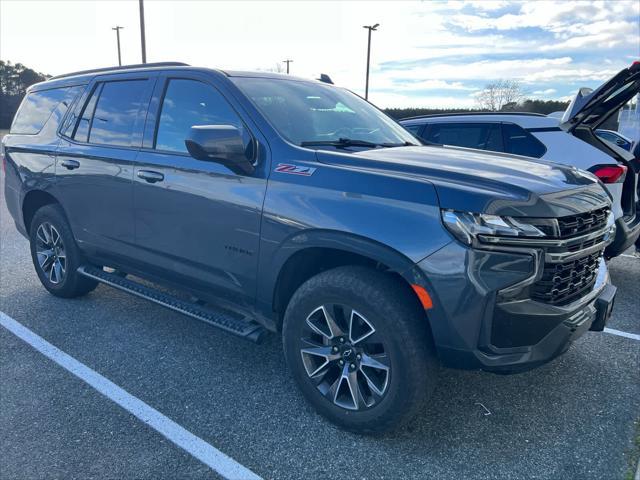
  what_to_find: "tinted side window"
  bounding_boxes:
[11,87,70,134]
[404,124,423,135]
[89,80,148,147]
[502,123,546,158]
[72,84,101,143]
[423,122,503,151]
[155,79,245,153]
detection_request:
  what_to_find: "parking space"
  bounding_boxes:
[1,174,639,479]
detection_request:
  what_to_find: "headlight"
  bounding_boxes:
[441,209,546,245]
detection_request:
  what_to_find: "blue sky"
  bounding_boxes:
[367,0,640,107]
[1,0,639,108]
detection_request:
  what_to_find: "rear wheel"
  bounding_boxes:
[29,204,98,298]
[283,266,438,434]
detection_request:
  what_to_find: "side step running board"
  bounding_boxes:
[77,265,268,344]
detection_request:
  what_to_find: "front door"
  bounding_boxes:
[132,73,269,308]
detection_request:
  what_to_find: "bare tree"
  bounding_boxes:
[261,62,286,74]
[476,79,524,111]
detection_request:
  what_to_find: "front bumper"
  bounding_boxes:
[416,239,615,374]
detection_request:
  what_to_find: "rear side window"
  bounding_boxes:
[89,80,148,146]
[403,124,423,136]
[72,84,101,143]
[11,87,71,134]
[423,122,503,151]
[502,123,546,158]
[154,79,246,153]
[68,79,148,147]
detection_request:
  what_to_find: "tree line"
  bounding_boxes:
[383,99,570,120]
[0,61,50,129]
[384,80,570,119]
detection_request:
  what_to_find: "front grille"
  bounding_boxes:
[566,234,605,252]
[526,207,609,305]
[531,250,602,305]
[556,207,609,238]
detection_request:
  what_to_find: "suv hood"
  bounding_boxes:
[316,145,610,217]
[561,61,640,132]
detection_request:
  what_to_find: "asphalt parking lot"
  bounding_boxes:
[1,171,639,480]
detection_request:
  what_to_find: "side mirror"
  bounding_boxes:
[185,125,255,175]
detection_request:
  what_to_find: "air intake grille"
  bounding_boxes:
[531,251,602,305]
[556,207,609,238]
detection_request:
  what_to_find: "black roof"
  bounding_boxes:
[400,112,547,121]
[35,63,331,92]
[49,62,190,80]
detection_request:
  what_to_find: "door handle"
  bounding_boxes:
[137,170,164,183]
[60,159,80,170]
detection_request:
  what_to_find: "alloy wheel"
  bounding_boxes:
[300,304,390,411]
[35,222,66,284]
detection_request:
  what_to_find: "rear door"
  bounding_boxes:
[132,71,270,308]
[55,72,156,259]
[3,85,84,235]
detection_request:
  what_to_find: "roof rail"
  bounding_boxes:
[50,62,190,80]
[400,111,548,121]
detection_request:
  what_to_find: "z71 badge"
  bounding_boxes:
[274,163,316,176]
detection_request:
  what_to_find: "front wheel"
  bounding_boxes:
[283,266,438,434]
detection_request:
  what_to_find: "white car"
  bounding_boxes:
[400,62,640,258]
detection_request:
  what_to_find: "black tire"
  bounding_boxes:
[282,266,438,434]
[29,204,98,298]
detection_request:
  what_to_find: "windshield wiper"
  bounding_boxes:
[300,138,418,149]
[383,141,419,147]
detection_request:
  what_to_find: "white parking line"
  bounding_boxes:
[0,311,262,480]
[603,327,640,341]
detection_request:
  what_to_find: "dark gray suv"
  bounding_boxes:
[2,63,618,433]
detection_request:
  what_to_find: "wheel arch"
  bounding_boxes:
[22,189,63,234]
[264,230,430,329]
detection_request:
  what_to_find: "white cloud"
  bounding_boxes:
[448,0,639,55]
[450,1,613,32]
[464,1,511,11]
[532,88,557,95]
[378,56,575,83]
[374,78,477,92]
[1,0,637,109]
[369,91,478,109]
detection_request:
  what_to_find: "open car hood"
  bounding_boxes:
[561,61,640,132]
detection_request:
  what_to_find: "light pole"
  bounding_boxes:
[283,59,293,74]
[112,26,124,66]
[363,23,379,100]
[139,0,147,63]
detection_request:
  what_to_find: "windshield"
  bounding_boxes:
[231,77,417,147]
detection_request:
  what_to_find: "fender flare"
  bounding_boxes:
[20,187,65,235]
[257,229,432,319]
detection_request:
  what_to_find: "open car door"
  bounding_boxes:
[561,61,640,133]
[561,61,640,254]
